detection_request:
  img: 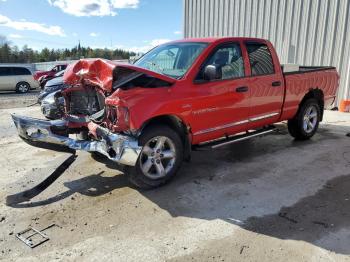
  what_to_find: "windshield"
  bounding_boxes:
[134,42,208,79]
[54,70,65,77]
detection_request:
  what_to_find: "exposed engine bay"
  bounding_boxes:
[66,88,105,116]
[11,59,175,166]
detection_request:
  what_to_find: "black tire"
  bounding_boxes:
[287,98,321,140]
[15,82,30,93]
[126,125,184,189]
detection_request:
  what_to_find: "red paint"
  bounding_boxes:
[34,64,68,81]
[63,37,339,145]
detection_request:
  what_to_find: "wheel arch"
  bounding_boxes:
[16,81,30,87]
[139,114,192,161]
[299,88,324,121]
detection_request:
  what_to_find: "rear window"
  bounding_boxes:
[12,67,31,75]
[0,67,11,76]
[246,42,275,76]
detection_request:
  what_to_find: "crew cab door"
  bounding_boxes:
[190,42,250,144]
[244,41,284,129]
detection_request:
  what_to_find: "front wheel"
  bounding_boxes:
[126,125,184,189]
[287,98,321,140]
[16,82,30,93]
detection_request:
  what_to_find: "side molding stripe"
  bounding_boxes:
[193,112,279,135]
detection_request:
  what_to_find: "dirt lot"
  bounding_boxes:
[1,96,350,261]
[0,90,39,109]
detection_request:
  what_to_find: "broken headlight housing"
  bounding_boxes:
[107,105,130,132]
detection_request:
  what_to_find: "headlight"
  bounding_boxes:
[42,91,57,104]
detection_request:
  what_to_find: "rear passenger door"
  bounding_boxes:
[245,42,284,129]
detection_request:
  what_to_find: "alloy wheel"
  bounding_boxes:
[303,105,318,133]
[139,136,176,179]
[18,83,29,93]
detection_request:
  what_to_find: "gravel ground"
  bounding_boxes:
[0,90,40,109]
[0,102,350,261]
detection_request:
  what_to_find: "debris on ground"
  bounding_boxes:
[240,245,249,254]
[16,224,56,248]
[312,221,329,228]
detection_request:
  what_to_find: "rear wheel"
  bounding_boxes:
[287,98,321,140]
[16,82,30,93]
[126,125,183,189]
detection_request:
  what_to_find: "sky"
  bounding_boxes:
[0,0,183,53]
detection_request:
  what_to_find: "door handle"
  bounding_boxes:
[272,81,281,87]
[235,86,248,93]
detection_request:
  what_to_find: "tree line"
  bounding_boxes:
[0,35,136,63]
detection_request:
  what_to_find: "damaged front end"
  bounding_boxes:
[12,59,175,166]
[11,114,141,166]
[11,59,149,166]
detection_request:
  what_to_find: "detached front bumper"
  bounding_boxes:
[11,114,141,166]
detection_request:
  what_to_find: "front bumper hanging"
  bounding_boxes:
[11,114,141,166]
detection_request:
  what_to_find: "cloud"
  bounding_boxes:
[0,14,66,37]
[173,30,182,35]
[110,0,138,8]
[118,38,171,54]
[8,33,23,38]
[48,0,139,17]
[89,32,99,37]
[72,32,78,37]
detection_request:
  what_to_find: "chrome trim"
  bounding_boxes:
[193,112,279,136]
[249,112,279,122]
[11,114,141,166]
[194,119,249,135]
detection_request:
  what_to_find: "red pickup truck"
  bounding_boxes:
[12,37,339,189]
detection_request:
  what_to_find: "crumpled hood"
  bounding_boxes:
[63,58,176,93]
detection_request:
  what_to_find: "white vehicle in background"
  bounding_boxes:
[0,66,39,93]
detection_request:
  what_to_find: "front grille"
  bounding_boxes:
[67,88,105,116]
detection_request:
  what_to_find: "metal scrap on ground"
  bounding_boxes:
[15,224,56,248]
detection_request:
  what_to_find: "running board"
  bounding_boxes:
[194,126,277,150]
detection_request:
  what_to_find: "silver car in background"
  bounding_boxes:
[0,66,39,93]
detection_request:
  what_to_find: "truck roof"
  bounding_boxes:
[169,37,269,44]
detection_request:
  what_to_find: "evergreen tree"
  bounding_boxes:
[0,35,136,63]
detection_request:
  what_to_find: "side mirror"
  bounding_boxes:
[203,65,221,81]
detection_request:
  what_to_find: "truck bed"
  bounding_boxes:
[283,66,336,75]
[280,66,339,120]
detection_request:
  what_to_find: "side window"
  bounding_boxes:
[246,42,275,76]
[13,67,31,75]
[0,67,11,76]
[197,43,244,81]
